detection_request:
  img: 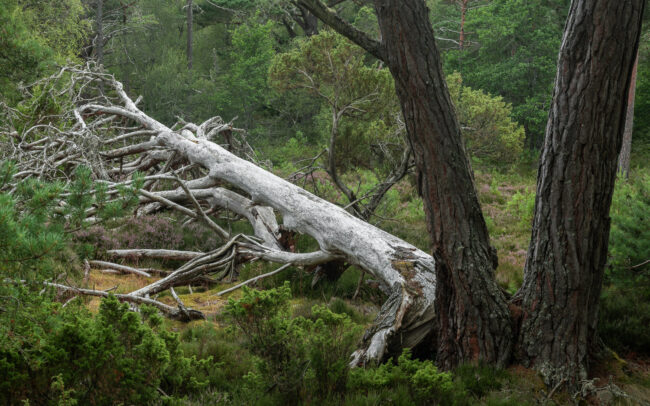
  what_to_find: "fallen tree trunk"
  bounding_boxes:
[89,73,437,365]
[157,128,438,363]
[3,67,438,365]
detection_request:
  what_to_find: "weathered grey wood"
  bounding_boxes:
[142,187,283,250]
[88,260,152,278]
[78,78,438,365]
[217,263,292,296]
[106,249,203,261]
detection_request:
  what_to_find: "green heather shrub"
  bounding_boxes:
[505,187,536,228]
[348,349,469,406]
[179,323,253,384]
[0,293,212,405]
[454,363,506,398]
[308,305,362,396]
[224,282,309,400]
[225,283,364,403]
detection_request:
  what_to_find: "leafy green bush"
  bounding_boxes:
[454,363,506,398]
[349,349,469,406]
[505,187,536,228]
[308,305,362,396]
[447,72,525,165]
[224,282,364,402]
[0,294,212,405]
[180,323,253,384]
[224,282,309,400]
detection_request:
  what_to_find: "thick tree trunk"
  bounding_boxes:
[517,0,645,387]
[619,52,638,177]
[300,0,512,368]
[373,0,512,368]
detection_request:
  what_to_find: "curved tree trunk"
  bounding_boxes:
[517,0,645,387]
[301,0,513,369]
[374,0,513,368]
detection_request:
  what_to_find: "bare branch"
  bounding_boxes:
[88,260,152,278]
[217,263,292,296]
[298,0,384,60]
[46,282,205,321]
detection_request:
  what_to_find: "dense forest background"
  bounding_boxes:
[1,0,649,404]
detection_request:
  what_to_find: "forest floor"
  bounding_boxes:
[79,169,650,406]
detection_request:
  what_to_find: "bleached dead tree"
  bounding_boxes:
[0,66,437,366]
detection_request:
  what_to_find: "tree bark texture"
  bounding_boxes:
[619,51,638,177]
[517,0,645,387]
[373,0,513,368]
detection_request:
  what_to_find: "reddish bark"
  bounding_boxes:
[373,0,513,368]
[517,0,645,387]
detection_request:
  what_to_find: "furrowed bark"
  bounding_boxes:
[373,0,512,368]
[517,0,645,388]
[300,0,512,369]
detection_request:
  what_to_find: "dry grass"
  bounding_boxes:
[475,171,536,293]
[84,270,243,318]
[83,270,161,312]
